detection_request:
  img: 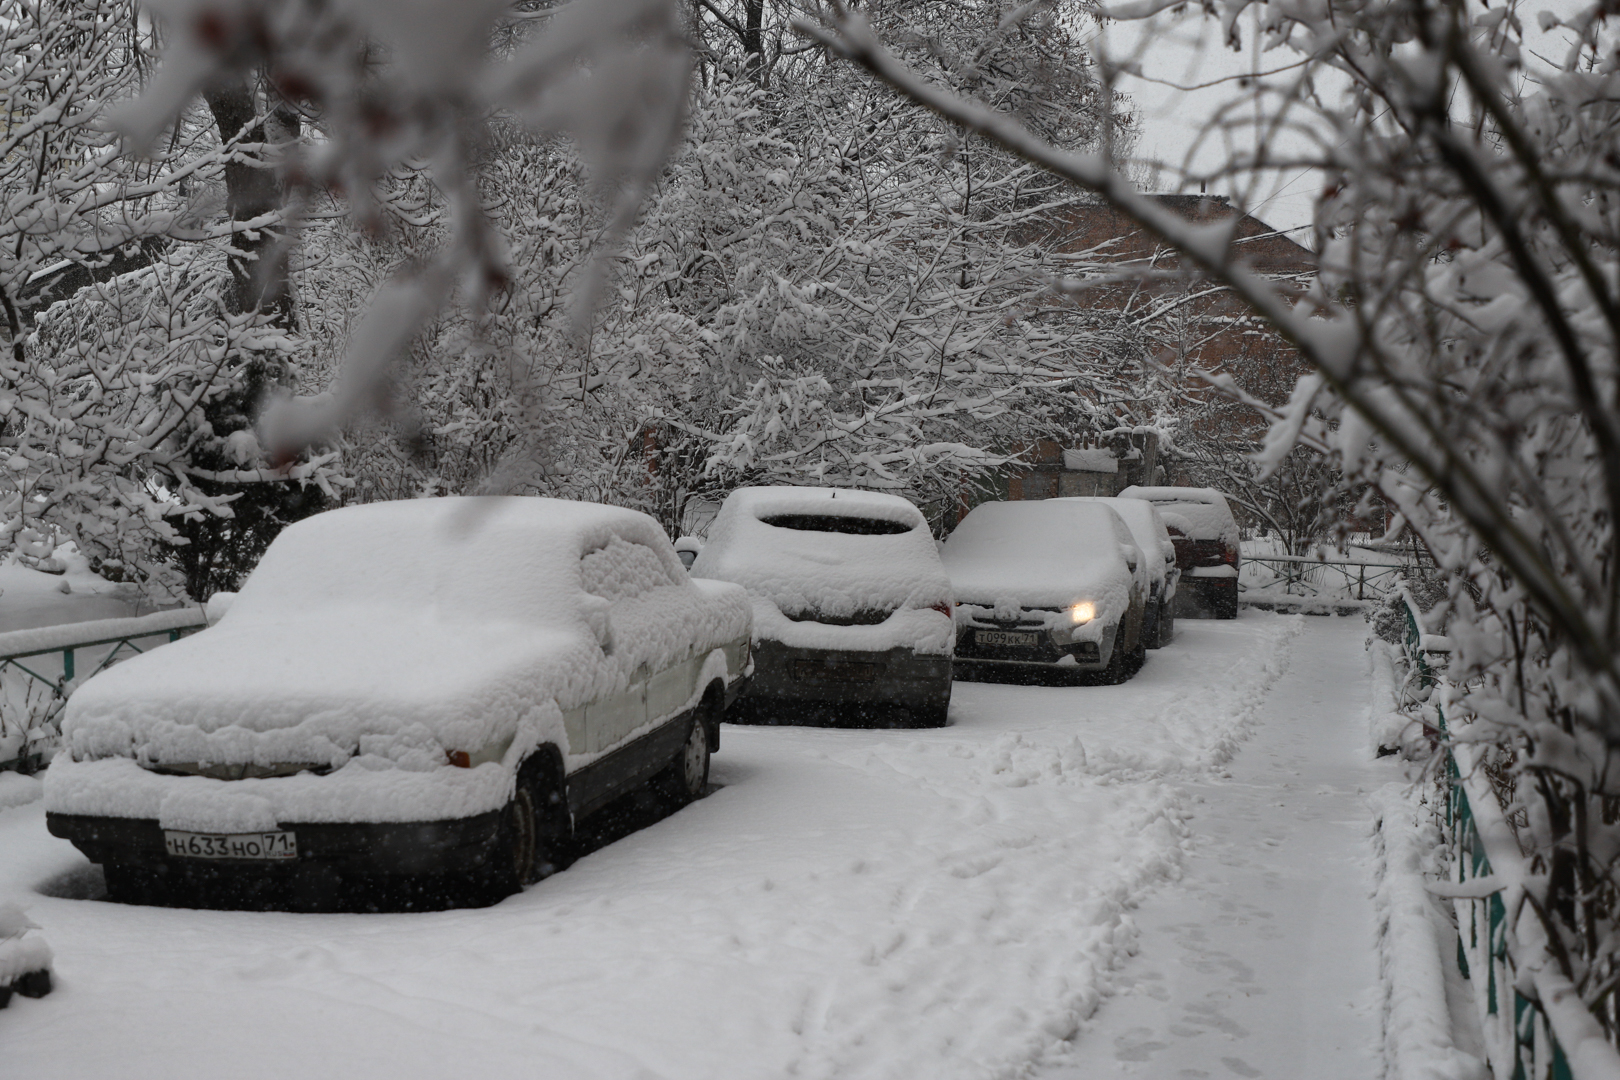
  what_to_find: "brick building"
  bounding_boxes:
[996,194,1316,501]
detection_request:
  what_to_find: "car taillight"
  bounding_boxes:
[446,750,471,768]
[1223,548,1238,564]
[930,602,953,617]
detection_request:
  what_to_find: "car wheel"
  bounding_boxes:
[1129,632,1147,674]
[654,711,711,806]
[496,782,539,891]
[1157,602,1175,646]
[1098,632,1134,685]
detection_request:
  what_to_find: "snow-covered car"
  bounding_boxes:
[689,487,954,727]
[1118,486,1241,619]
[44,497,752,908]
[1060,496,1180,648]
[942,500,1149,683]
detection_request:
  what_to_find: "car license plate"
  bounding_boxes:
[976,630,1038,647]
[163,830,297,861]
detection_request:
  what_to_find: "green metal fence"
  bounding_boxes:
[1403,592,1577,1080]
[0,608,207,772]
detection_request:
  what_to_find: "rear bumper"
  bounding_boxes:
[1175,575,1238,617]
[46,810,503,877]
[744,641,953,708]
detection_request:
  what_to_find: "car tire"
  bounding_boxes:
[1156,602,1175,646]
[654,710,711,807]
[1098,632,1134,685]
[490,765,572,897]
[494,782,539,893]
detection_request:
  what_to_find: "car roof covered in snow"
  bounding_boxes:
[940,501,1135,616]
[1061,497,1175,586]
[226,496,685,625]
[690,486,949,617]
[1117,486,1240,546]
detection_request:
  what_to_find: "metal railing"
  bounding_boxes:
[1401,591,1604,1080]
[0,608,207,772]
[1242,553,1410,601]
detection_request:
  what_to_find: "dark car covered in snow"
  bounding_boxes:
[1119,486,1241,619]
[689,487,955,727]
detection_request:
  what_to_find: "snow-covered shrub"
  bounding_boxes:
[0,680,63,776]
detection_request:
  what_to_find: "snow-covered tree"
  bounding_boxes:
[288,3,1153,534]
[0,0,344,597]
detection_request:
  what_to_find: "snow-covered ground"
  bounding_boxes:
[1040,615,1382,1079]
[0,611,1393,1080]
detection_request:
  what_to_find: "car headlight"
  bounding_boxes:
[1069,601,1096,625]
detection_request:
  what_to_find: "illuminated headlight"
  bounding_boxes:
[1069,601,1096,625]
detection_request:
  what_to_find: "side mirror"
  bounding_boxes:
[674,536,703,571]
[1119,544,1139,571]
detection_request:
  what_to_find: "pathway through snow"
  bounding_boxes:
[1042,615,1382,1079]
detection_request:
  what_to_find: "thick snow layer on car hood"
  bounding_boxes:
[52,497,751,808]
[60,614,589,768]
[1118,486,1240,546]
[691,487,951,622]
[941,501,1133,618]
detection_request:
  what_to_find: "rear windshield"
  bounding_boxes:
[758,514,913,536]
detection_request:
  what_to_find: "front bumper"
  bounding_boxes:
[953,623,1116,670]
[744,641,953,708]
[46,810,503,877]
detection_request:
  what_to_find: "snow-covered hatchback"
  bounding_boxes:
[943,500,1149,684]
[689,487,954,727]
[45,497,752,908]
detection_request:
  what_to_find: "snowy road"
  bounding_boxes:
[0,612,1382,1080]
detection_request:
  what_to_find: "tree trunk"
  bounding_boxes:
[203,78,297,330]
[743,0,764,82]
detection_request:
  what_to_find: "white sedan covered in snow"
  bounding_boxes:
[943,500,1149,683]
[45,497,751,908]
[689,487,955,727]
